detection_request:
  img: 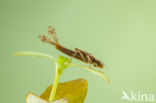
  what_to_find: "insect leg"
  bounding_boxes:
[68,50,79,62]
[86,55,93,68]
[88,57,101,72]
[75,49,94,69]
[86,55,93,64]
[75,49,86,62]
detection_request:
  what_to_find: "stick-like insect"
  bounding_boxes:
[39,26,104,68]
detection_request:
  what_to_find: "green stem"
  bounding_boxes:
[49,64,61,101]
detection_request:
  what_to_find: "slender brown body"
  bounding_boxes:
[39,26,104,68]
[55,44,103,68]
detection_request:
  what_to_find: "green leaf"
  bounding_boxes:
[40,79,88,103]
[13,51,57,63]
[14,51,110,82]
[69,63,110,83]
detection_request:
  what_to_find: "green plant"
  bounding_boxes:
[14,51,110,102]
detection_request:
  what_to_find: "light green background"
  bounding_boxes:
[0,0,156,103]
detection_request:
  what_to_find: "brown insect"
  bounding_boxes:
[39,26,104,68]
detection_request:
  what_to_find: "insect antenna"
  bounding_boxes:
[39,26,59,46]
[38,35,56,45]
[48,26,58,44]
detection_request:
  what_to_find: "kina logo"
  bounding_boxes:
[122,91,154,102]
